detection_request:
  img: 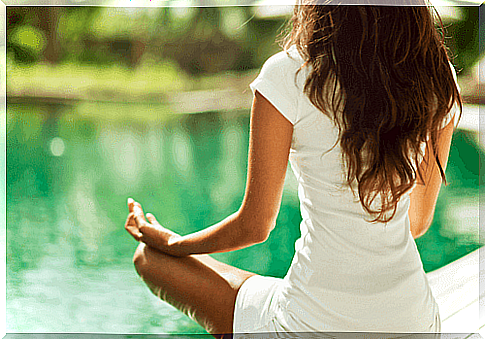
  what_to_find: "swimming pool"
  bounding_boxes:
[7,99,483,334]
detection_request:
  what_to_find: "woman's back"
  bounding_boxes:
[247,45,451,331]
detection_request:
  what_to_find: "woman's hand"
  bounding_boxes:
[125,198,183,256]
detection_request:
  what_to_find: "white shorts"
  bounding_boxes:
[233,275,441,338]
[233,275,285,334]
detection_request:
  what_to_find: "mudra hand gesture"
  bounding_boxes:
[125,198,182,256]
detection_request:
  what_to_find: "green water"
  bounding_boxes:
[7,99,483,334]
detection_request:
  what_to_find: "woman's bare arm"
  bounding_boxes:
[409,118,455,239]
[127,91,294,256]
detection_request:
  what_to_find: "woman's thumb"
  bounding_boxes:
[146,213,158,224]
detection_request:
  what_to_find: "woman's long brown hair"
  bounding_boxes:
[282,2,462,223]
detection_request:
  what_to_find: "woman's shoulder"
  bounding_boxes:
[250,45,307,125]
[263,45,305,70]
[255,45,308,95]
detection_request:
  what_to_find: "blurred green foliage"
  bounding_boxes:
[9,25,46,62]
[7,6,479,77]
[7,6,286,75]
[445,6,481,74]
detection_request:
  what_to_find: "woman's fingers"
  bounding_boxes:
[126,199,168,247]
[125,200,178,251]
[129,200,147,227]
[134,202,146,220]
[127,198,135,213]
[127,198,155,228]
[134,213,148,231]
[126,198,149,238]
[127,198,145,220]
[125,212,143,241]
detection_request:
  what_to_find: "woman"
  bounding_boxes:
[124,2,462,337]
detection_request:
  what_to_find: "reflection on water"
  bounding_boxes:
[7,100,483,333]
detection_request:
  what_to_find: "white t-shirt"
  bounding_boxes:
[249,45,459,331]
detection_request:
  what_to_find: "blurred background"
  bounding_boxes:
[5,2,484,335]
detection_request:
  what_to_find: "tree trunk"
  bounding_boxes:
[35,7,61,64]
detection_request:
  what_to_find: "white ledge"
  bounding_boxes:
[426,246,483,336]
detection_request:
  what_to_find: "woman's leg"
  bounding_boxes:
[132,242,257,338]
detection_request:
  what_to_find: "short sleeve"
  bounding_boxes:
[440,61,461,129]
[249,48,303,125]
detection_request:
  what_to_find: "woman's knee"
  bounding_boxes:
[133,242,150,277]
[132,243,163,295]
